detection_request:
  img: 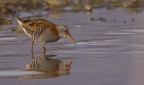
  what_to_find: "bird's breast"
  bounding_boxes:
[36,30,61,45]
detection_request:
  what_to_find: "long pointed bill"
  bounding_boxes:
[66,33,76,45]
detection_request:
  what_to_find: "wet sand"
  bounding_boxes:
[1,8,144,85]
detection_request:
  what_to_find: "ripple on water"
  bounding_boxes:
[105,29,144,35]
[56,38,144,54]
[105,29,138,35]
[124,29,144,33]
[105,32,136,35]
[55,39,122,54]
[0,70,42,77]
[65,39,120,47]
[0,37,17,41]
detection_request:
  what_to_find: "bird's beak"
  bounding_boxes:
[66,33,76,45]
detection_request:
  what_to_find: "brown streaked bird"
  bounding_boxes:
[17,18,76,53]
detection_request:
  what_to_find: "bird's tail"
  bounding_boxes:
[16,18,23,25]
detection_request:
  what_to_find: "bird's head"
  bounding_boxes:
[56,25,76,45]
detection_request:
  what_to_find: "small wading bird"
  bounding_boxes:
[17,18,76,54]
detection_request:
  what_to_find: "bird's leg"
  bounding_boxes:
[66,60,72,73]
[31,51,34,59]
[42,45,46,54]
[31,40,34,57]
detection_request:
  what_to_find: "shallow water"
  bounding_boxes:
[1,8,144,85]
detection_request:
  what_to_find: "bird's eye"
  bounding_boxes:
[65,30,68,34]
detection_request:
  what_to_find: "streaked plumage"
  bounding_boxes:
[17,18,76,53]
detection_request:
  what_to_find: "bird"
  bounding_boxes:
[17,18,76,54]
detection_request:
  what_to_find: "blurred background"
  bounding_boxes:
[0,0,143,29]
[0,0,144,28]
[0,0,144,18]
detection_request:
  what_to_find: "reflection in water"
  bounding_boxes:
[21,54,73,79]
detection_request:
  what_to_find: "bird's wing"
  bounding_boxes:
[20,23,48,37]
[33,22,59,36]
[22,19,59,37]
[32,23,48,36]
[21,25,34,36]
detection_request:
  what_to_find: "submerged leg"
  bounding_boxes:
[66,60,72,67]
[66,60,72,73]
[31,40,34,58]
[42,45,46,54]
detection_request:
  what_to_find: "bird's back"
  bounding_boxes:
[18,19,60,45]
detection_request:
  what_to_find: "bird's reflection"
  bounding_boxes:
[21,54,73,79]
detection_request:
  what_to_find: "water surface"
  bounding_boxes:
[1,8,144,85]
